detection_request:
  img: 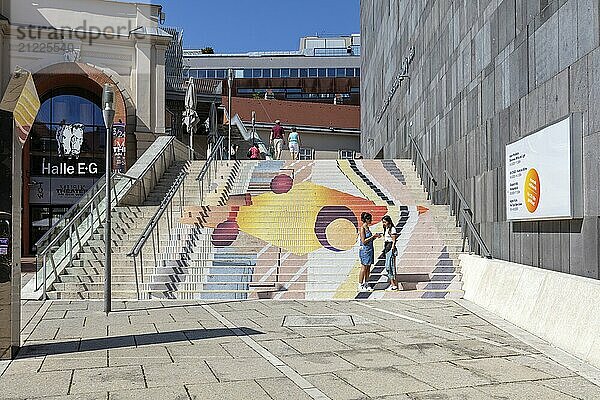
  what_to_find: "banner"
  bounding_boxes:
[112,122,126,173]
[0,67,40,146]
[29,177,96,205]
[505,116,581,221]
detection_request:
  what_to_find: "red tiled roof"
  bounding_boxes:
[223,96,360,130]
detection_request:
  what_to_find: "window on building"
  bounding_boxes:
[336,68,345,77]
[339,150,355,160]
[309,68,318,77]
[318,68,327,77]
[299,147,314,160]
[262,69,271,78]
[197,70,207,78]
[355,68,361,77]
[207,70,216,78]
[243,69,252,78]
[346,68,355,77]
[216,69,225,79]
[272,68,281,78]
[252,69,262,78]
[299,69,308,78]
[327,68,336,77]
[290,69,299,78]
[280,68,289,78]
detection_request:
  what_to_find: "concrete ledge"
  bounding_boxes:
[460,254,600,369]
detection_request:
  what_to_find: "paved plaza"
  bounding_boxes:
[1,299,599,400]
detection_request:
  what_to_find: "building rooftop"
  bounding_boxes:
[225,96,360,131]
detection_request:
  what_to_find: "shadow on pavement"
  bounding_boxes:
[16,327,263,358]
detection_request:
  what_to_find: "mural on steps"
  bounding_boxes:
[178,160,463,300]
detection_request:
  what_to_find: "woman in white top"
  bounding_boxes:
[381,215,399,290]
[288,127,300,160]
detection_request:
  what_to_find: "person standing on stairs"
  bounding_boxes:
[248,143,261,160]
[382,215,399,290]
[288,127,301,160]
[358,212,381,292]
[270,119,285,160]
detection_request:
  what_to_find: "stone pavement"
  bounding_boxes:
[1,299,599,400]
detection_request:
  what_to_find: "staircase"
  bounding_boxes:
[171,159,465,300]
[46,160,240,299]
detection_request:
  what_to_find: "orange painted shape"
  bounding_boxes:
[524,168,540,213]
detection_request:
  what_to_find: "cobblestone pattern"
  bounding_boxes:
[0,300,598,399]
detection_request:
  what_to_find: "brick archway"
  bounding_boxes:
[33,62,129,124]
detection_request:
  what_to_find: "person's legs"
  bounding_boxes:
[274,139,283,159]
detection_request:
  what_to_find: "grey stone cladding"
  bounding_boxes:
[361,0,600,279]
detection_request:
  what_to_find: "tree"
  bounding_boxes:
[201,47,215,54]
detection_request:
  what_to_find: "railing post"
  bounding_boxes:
[133,256,140,300]
[42,253,47,300]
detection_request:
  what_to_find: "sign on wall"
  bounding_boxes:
[29,177,97,205]
[505,116,583,221]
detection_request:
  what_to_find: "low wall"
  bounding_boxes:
[460,254,600,369]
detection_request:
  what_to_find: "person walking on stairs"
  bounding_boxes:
[381,215,399,290]
[358,212,381,292]
[248,143,261,160]
[288,127,301,160]
[270,119,285,160]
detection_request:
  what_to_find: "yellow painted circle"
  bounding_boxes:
[326,219,358,251]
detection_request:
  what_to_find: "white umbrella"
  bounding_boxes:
[183,77,199,160]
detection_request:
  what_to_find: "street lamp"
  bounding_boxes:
[102,84,115,315]
[227,68,234,160]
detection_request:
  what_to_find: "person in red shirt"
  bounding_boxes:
[270,119,285,160]
[248,143,261,160]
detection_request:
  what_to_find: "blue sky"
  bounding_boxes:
[163,0,360,53]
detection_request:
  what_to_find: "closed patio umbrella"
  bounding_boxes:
[183,77,199,160]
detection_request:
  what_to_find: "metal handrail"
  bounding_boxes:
[127,135,225,299]
[407,134,437,201]
[444,170,492,259]
[196,136,225,205]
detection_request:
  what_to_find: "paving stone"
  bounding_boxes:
[187,380,272,400]
[504,355,578,378]
[143,361,217,387]
[332,332,399,350]
[205,357,283,382]
[542,377,600,400]
[32,392,108,400]
[454,357,552,383]
[305,372,367,400]
[390,342,467,363]
[40,350,108,372]
[395,361,493,390]
[110,387,188,400]
[288,326,349,338]
[108,345,171,367]
[443,339,528,358]
[280,352,355,375]
[166,341,232,362]
[70,366,146,394]
[220,340,261,358]
[408,387,496,399]
[337,348,414,368]
[284,336,351,354]
[258,339,301,357]
[336,368,433,397]
[477,381,580,399]
[0,370,72,398]
[256,377,313,400]
[1,357,44,375]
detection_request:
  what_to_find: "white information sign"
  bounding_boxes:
[29,177,96,205]
[505,117,576,221]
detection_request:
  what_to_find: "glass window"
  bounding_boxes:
[327,68,336,77]
[280,68,289,78]
[355,68,361,77]
[197,70,207,78]
[309,68,318,77]
[262,69,271,78]
[318,68,327,77]
[207,70,216,78]
[336,68,345,77]
[272,68,281,78]
[252,69,262,78]
[346,68,355,77]
[243,69,252,78]
[235,69,244,78]
[339,150,355,160]
[299,69,308,78]
[290,69,299,78]
[216,69,225,79]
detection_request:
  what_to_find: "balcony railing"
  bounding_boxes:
[166,76,223,96]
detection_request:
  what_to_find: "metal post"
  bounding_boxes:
[42,254,47,300]
[102,84,116,314]
[228,68,234,160]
